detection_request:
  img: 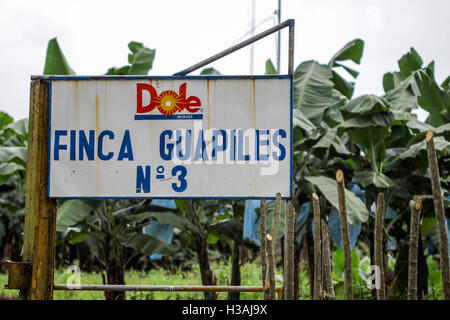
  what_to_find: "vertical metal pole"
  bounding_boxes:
[250,0,255,74]
[277,0,281,73]
[22,79,57,300]
[288,20,295,75]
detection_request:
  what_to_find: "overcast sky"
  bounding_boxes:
[1,0,449,121]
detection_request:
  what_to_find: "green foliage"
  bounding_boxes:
[200,67,221,75]
[43,38,75,75]
[106,41,155,75]
[293,60,334,125]
[1,34,449,300]
[328,39,364,98]
[305,175,369,224]
[0,113,27,265]
[265,59,277,75]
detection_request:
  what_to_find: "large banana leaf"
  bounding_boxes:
[328,39,364,67]
[383,71,403,93]
[293,60,334,125]
[293,109,316,133]
[323,89,348,126]
[56,199,100,232]
[43,38,75,75]
[124,211,205,237]
[383,47,449,127]
[406,119,450,134]
[200,67,221,75]
[265,59,277,75]
[0,146,27,164]
[341,94,390,115]
[120,232,178,255]
[419,63,450,127]
[328,39,364,99]
[305,175,369,224]
[260,199,286,239]
[354,171,395,189]
[0,112,13,130]
[389,136,450,162]
[106,41,155,76]
[207,218,242,242]
[127,41,155,75]
[0,163,25,182]
[1,119,29,144]
[397,47,423,79]
[383,73,420,113]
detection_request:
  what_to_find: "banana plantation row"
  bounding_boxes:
[0,36,448,299]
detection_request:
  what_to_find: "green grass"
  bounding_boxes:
[0,261,301,300]
[1,254,442,300]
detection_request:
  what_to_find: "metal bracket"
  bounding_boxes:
[4,260,32,290]
[173,19,295,76]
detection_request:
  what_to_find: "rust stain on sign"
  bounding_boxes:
[252,79,256,128]
[207,79,210,129]
[95,91,100,195]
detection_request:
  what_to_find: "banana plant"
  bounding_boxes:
[0,112,28,271]
[56,198,190,299]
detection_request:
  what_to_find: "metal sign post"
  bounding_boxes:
[6,19,295,300]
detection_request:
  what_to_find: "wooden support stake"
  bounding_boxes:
[426,131,450,300]
[374,193,386,300]
[266,234,276,300]
[22,80,57,300]
[312,193,322,300]
[408,199,422,300]
[336,170,354,300]
[259,198,269,300]
[321,219,335,300]
[272,193,282,260]
[284,201,295,300]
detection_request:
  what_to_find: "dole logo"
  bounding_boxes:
[136,83,201,116]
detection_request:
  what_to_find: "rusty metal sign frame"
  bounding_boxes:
[6,19,295,300]
[173,19,294,76]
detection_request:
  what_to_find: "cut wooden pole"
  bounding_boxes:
[336,170,354,300]
[312,193,322,300]
[408,199,422,300]
[272,193,282,260]
[266,234,276,300]
[284,200,295,300]
[259,199,269,300]
[426,131,450,300]
[321,219,335,300]
[22,80,57,300]
[283,200,288,298]
[374,193,386,300]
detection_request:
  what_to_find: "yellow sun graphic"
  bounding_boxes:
[157,91,183,115]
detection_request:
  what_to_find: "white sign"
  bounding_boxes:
[48,76,292,198]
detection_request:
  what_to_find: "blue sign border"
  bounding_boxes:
[47,75,293,200]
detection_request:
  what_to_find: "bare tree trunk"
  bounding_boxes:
[103,239,126,300]
[375,193,386,300]
[1,233,16,273]
[272,193,282,269]
[228,240,241,300]
[195,242,217,300]
[336,170,354,300]
[426,131,450,300]
[294,242,301,300]
[284,201,295,300]
[312,193,322,300]
[305,229,315,299]
[408,199,422,300]
[259,199,269,299]
[383,236,392,299]
[266,234,276,300]
[321,219,335,299]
